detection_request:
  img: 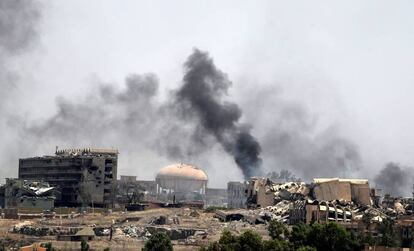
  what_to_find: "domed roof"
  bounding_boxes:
[156,163,208,181]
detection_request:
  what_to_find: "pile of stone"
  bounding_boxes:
[11,224,80,236]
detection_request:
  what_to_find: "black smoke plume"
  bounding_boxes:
[175,49,262,179]
[374,162,414,197]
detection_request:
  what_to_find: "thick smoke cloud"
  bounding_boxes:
[241,87,363,180]
[0,0,41,55]
[175,49,262,179]
[19,49,262,180]
[0,0,41,106]
[1,35,365,184]
[374,162,414,197]
[0,0,42,178]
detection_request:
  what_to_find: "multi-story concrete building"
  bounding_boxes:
[19,148,118,208]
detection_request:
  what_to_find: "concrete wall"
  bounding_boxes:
[350,183,371,205]
[313,180,352,202]
[227,182,247,208]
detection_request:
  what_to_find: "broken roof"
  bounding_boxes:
[313,178,368,184]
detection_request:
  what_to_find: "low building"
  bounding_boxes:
[2,179,57,210]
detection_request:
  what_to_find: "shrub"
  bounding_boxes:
[267,220,289,240]
[81,240,89,251]
[142,232,173,251]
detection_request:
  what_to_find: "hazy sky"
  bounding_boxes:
[4,1,414,187]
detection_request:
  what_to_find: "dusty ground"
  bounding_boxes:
[0,208,269,251]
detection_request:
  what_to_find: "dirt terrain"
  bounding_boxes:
[0,208,269,250]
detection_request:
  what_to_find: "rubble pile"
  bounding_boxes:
[270,182,309,201]
[243,177,414,225]
[11,225,80,236]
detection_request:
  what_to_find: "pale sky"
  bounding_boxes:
[5,0,414,187]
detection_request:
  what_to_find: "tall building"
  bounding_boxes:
[19,148,118,208]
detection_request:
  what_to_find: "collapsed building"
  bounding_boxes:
[312,178,371,205]
[225,177,374,224]
[155,163,208,202]
[231,176,414,229]
[0,179,57,210]
[19,148,118,208]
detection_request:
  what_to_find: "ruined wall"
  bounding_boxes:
[227,182,247,208]
[313,179,352,202]
[246,178,274,208]
[313,178,371,206]
[350,183,371,205]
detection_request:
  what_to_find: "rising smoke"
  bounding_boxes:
[0,0,41,108]
[374,162,414,197]
[0,2,401,184]
[175,49,262,178]
[18,50,263,180]
[0,0,42,178]
[240,86,363,180]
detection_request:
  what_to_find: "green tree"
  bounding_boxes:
[289,223,311,248]
[290,222,359,251]
[268,220,289,240]
[296,246,316,251]
[262,239,291,251]
[142,232,173,251]
[237,230,263,251]
[378,218,400,247]
[200,229,266,251]
[81,240,89,251]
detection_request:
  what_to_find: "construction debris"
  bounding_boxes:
[242,177,414,225]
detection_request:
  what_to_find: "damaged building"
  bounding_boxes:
[239,176,376,225]
[0,179,57,210]
[312,178,371,205]
[18,148,118,208]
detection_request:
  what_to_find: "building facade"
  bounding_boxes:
[227,181,248,209]
[19,148,118,208]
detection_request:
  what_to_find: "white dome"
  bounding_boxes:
[156,163,208,192]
